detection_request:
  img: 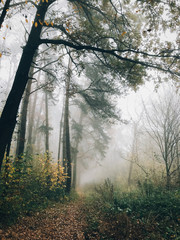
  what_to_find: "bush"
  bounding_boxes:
[0,153,67,226]
[84,179,180,240]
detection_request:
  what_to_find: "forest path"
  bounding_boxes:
[0,197,89,240]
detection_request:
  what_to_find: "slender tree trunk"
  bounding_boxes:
[62,57,72,193]
[128,123,139,186]
[72,111,84,189]
[26,83,38,155]
[166,172,171,190]
[33,97,44,153]
[43,74,51,186]
[166,164,171,189]
[58,106,64,161]
[128,161,133,187]
[57,105,64,184]
[176,143,180,186]
[0,1,53,171]
[0,0,11,28]
[16,70,33,157]
[45,89,49,155]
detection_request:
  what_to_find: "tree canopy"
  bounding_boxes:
[0,0,179,169]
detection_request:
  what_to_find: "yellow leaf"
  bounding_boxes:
[46,0,48,2]
[66,28,70,32]
[6,24,8,28]
[121,31,127,37]
[1,0,4,4]
[32,21,34,24]
[35,22,38,27]
[0,53,2,58]
[25,0,27,4]
[3,37,5,39]
[6,9,9,11]
[51,22,53,26]
[25,19,28,23]
[39,19,43,25]
[44,21,49,26]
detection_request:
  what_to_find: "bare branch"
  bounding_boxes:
[39,38,180,77]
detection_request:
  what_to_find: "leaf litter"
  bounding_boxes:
[0,199,87,240]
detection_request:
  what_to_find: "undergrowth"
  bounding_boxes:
[0,153,67,227]
[84,178,180,240]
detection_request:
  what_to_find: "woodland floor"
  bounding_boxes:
[0,198,88,240]
[0,195,179,240]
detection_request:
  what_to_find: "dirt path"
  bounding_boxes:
[0,199,88,240]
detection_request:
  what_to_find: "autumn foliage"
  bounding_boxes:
[0,153,66,226]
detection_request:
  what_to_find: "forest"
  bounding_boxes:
[0,0,179,239]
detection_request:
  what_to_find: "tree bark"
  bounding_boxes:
[0,0,11,28]
[16,69,33,157]
[72,111,84,190]
[33,97,44,153]
[58,105,64,161]
[26,83,38,155]
[62,57,72,193]
[0,1,54,171]
[128,161,133,187]
[128,122,139,186]
[57,104,64,184]
[166,163,171,190]
[45,88,49,155]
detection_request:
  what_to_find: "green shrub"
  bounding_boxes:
[85,179,180,240]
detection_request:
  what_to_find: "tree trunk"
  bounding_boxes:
[128,161,133,187]
[72,111,84,190]
[45,90,49,154]
[165,160,171,189]
[0,0,11,28]
[128,122,139,187]
[0,1,53,171]
[33,97,44,154]
[166,172,171,190]
[26,83,38,155]
[176,143,180,186]
[16,71,33,157]
[57,105,64,184]
[58,105,64,161]
[62,57,72,193]
[64,93,71,193]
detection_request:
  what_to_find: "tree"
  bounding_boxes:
[0,0,54,170]
[71,108,111,189]
[15,68,34,158]
[0,0,12,29]
[0,0,179,170]
[62,56,72,193]
[71,109,84,190]
[26,82,38,155]
[144,87,180,188]
[44,76,50,157]
[70,60,118,189]
[61,54,119,191]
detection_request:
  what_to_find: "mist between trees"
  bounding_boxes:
[0,0,179,229]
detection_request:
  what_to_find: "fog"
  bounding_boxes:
[0,0,179,193]
[40,80,178,188]
[0,42,179,189]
